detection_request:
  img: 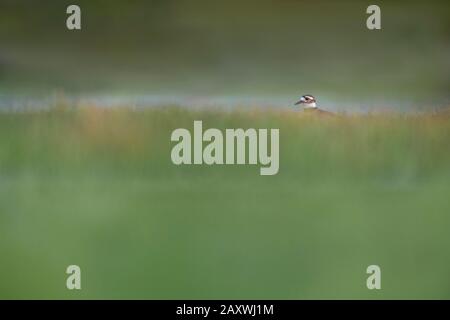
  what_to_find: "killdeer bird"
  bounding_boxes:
[294,94,333,115]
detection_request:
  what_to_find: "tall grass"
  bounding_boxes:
[1,106,450,299]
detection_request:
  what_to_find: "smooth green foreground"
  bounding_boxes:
[0,107,450,299]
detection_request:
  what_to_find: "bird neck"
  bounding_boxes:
[303,102,317,109]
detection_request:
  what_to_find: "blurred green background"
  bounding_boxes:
[1,109,450,299]
[0,0,450,299]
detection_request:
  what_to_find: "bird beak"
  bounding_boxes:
[294,97,305,105]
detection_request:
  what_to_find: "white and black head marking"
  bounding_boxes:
[295,94,317,108]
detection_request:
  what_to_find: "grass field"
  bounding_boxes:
[1,106,450,299]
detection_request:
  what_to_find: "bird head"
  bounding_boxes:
[295,94,317,108]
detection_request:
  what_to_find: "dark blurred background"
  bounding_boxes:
[0,0,449,108]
